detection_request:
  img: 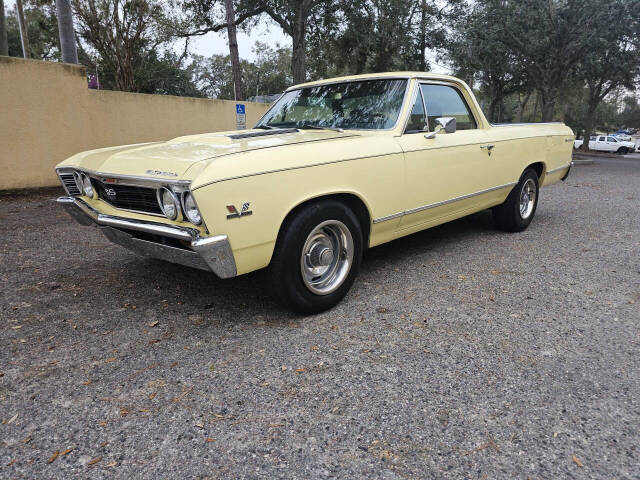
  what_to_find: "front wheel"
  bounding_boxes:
[617,147,629,155]
[492,168,539,232]
[267,200,363,314]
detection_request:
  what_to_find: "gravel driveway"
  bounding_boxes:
[1,157,638,479]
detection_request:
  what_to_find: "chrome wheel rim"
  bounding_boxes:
[300,220,354,295]
[519,178,537,219]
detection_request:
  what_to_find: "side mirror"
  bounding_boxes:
[425,117,456,139]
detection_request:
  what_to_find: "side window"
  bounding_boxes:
[421,84,477,130]
[404,88,427,133]
[598,136,605,141]
[607,137,617,143]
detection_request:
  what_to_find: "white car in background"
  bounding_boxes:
[574,135,636,154]
[613,133,632,142]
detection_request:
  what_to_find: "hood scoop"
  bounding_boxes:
[227,128,299,140]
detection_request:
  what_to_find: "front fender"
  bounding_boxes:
[191,154,403,276]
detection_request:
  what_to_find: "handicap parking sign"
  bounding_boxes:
[235,104,246,129]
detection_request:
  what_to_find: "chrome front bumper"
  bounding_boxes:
[57,196,237,278]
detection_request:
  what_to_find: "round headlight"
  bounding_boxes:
[182,192,202,225]
[80,173,94,198]
[158,187,180,220]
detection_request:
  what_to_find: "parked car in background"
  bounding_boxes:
[574,135,636,154]
[613,133,632,142]
[55,72,574,313]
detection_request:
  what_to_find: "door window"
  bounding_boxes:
[607,137,617,143]
[405,88,427,133]
[420,84,477,131]
[598,136,605,141]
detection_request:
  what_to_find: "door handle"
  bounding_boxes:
[480,144,495,156]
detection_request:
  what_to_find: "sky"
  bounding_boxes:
[189,21,291,61]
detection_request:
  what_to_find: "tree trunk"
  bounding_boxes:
[291,5,307,84]
[517,92,531,123]
[541,101,555,122]
[488,98,501,123]
[0,0,8,56]
[580,102,598,152]
[15,0,30,58]
[55,0,78,63]
[540,89,557,122]
[224,0,243,100]
[419,0,427,71]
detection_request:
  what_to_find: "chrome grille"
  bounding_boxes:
[59,173,80,195]
[93,179,163,215]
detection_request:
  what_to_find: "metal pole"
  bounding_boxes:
[15,0,30,58]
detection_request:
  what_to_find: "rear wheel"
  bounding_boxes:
[267,200,363,314]
[492,168,539,232]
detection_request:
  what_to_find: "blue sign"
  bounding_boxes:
[236,104,246,114]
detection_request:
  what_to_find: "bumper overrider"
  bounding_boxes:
[57,196,237,279]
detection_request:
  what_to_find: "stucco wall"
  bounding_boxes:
[0,57,271,190]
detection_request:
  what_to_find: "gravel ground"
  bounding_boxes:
[1,158,639,479]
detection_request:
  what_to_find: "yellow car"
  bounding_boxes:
[56,72,573,313]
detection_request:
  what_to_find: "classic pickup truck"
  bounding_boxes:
[56,72,574,313]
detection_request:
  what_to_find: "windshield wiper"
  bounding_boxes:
[299,124,344,133]
[255,125,279,130]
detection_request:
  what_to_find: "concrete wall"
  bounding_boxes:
[0,57,271,190]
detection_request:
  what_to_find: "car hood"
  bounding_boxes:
[60,129,356,180]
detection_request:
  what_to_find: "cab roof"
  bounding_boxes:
[288,72,463,90]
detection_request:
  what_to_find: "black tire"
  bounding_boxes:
[617,147,628,155]
[267,200,363,314]
[492,168,539,232]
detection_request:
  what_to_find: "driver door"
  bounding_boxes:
[395,82,493,232]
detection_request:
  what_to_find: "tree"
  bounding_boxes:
[72,0,176,92]
[55,0,78,63]
[496,0,599,122]
[577,1,640,150]
[306,0,442,80]
[620,95,640,129]
[256,0,332,84]
[15,0,31,57]
[1,0,8,55]
[6,0,60,60]
[446,1,526,122]
[192,41,291,99]
[224,0,243,99]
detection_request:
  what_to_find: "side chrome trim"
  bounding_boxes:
[56,196,238,279]
[491,122,565,127]
[372,211,405,224]
[372,182,517,224]
[546,163,572,175]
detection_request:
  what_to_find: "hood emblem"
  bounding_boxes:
[146,169,178,177]
[226,203,252,219]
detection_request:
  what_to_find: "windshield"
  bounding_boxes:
[255,79,408,131]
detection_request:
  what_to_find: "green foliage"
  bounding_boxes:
[306,0,443,80]
[91,49,204,96]
[6,0,60,60]
[192,41,291,99]
[620,96,640,128]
